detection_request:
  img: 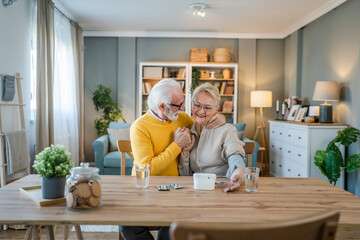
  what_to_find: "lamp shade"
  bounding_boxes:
[312,81,339,102]
[251,91,272,108]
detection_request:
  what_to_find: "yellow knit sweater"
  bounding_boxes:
[130,111,194,176]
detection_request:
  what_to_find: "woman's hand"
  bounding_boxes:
[223,168,245,192]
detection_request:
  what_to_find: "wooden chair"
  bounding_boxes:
[117,140,135,175]
[243,142,256,167]
[170,210,339,240]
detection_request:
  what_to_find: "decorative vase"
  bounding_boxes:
[222,69,230,79]
[42,176,66,199]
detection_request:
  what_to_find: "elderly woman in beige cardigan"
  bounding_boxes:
[178,83,245,192]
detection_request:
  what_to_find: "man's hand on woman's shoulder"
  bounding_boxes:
[206,113,226,129]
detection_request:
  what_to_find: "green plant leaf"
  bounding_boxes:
[333,127,360,147]
[323,150,342,185]
[346,154,360,173]
[327,142,344,167]
[314,150,327,177]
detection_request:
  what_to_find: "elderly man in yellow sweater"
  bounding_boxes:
[130,78,224,177]
[120,79,225,240]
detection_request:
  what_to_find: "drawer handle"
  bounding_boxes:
[298,136,301,139]
[279,164,282,167]
[272,131,274,133]
[279,147,282,150]
[288,134,291,137]
[288,169,291,172]
[280,133,283,135]
[298,154,301,157]
[272,145,274,148]
[298,174,301,176]
[288,150,291,153]
[271,161,274,164]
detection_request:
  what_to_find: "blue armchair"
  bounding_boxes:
[232,123,260,167]
[92,122,134,175]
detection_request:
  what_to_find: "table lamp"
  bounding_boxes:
[250,90,272,173]
[312,81,339,123]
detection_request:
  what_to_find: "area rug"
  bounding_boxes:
[71,225,118,232]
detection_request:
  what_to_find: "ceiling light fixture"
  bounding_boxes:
[189,3,207,17]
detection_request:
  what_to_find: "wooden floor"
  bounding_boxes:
[0,225,162,240]
[0,225,119,240]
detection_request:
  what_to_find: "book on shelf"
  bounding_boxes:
[144,82,152,94]
[142,82,146,94]
[225,82,234,94]
[222,101,233,113]
[220,82,227,95]
[178,68,186,78]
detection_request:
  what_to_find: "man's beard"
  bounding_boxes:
[164,107,180,121]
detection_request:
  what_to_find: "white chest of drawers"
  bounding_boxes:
[269,120,347,189]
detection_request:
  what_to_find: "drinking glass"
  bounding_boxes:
[245,167,260,192]
[136,164,149,189]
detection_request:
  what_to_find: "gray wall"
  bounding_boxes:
[256,39,285,140]
[285,0,360,195]
[84,37,118,162]
[84,37,285,164]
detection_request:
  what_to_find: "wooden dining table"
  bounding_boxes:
[1,174,360,239]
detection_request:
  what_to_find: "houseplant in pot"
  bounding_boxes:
[33,144,74,199]
[92,84,126,136]
[314,127,360,185]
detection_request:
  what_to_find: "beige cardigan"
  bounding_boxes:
[178,123,245,177]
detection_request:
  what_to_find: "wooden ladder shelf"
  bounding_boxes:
[0,73,27,187]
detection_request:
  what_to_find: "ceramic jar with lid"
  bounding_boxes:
[66,163,101,211]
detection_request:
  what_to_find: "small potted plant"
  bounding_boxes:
[33,144,74,199]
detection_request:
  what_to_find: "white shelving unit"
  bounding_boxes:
[138,61,238,123]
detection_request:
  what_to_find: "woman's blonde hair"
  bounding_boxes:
[192,83,221,107]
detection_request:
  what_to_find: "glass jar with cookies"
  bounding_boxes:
[66,163,101,211]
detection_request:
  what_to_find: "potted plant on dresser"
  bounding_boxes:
[314,127,360,185]
[33,144,74,199]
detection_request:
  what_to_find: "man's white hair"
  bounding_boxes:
[148,79,182,111]
[192,82,221,107]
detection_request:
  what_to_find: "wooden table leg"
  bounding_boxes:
[63,225,70,240]
[32,225,41,240]
[24,225,33,240]
[45,226,55,240]
[74,225,84,240]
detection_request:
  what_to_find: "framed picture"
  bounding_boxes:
[295,108,307,122]
[301,106,309,120]
[287,105,301,121]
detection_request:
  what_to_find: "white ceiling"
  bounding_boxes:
[55,0,347,39]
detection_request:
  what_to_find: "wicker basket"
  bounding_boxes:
[213,48,231,63]
[190,48,208,62]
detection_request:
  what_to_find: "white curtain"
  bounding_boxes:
[53,9,79,165]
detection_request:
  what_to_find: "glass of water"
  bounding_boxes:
[135,164,150,189]
[245,167,260,193]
